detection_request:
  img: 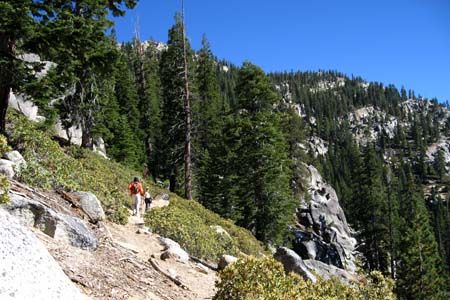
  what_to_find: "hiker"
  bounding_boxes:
[144,187,152,212]
[128,177,144,217]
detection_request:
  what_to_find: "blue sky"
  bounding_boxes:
[113,0,450,102]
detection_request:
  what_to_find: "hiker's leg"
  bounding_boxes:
[136,194,141,217]
[133,194,139,216]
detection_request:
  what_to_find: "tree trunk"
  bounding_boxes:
[0,34,15,134]
[0,85,9,134]
[181,0,192,200]
[169,174,176,193]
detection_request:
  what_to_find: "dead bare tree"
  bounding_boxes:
[181,0,192,200]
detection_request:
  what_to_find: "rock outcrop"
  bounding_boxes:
[0,209,87,300]
[304,260,357,285]
[5,193,98,250]
[273,247,317,283]
[293,164,357,275]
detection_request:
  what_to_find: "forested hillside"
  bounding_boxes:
[1,2,449,299]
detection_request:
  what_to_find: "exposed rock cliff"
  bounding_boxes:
[288,164,358,281]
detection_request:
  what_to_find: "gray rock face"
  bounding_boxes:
[5,193,98,250]
[93,137,108,159]
[273,247,317,283]
[0,209,86,300]
[53,119,83,147]
[304,260,357,285]
[294,164,357,273]
[9,92,43,122]
[217,255,238,271]
[72,192,105,223]
[0,159,15,179]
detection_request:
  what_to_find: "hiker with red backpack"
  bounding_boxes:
[128,177,144,217]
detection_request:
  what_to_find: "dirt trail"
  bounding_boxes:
[108,211,217,300]
[35,195,217,300]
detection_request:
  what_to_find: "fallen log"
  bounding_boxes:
[148,258,190,290]
[189,255,218,271]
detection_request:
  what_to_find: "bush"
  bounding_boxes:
[0,134,12,157]
[0,175,10,204]
[145,196,267,260]
[168,197,267,256]
[0,134,12,204]
[145,201,241,260]
[214,256,396,300]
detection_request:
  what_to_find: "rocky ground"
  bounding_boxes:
[7,182,217,300]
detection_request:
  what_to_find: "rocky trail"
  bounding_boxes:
[4,181,217,300]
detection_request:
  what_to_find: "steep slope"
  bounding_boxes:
[4,179,217,300]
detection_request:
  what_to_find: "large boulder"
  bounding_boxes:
[0,209,87,300]
[211,225,232,239]
[72,192,105,223]
[217,255,238,271]
[0,159,15,179]
[294,164,357,273]
[5,193,98,250]
[4,151,27,168]
[159,237,189,262]
[273,247,317,283]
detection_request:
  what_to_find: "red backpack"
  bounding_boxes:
[131,182,140,194]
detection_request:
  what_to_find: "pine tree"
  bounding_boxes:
[142,40,162,181]
[41,1,138,148]
[227,62,295,244]
[194,35,225,207]
[354,144,389,272]
[396,193,446,300]
[0,1,54,133]
[106,50,143,168]
[279,106,307,200]
[159,13,195,194]
[430,189,450,280]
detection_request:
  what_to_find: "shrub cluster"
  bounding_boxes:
[0,175,10,205]
[214,256,396,300]
[145,196,266,260]
[0,134,12,204]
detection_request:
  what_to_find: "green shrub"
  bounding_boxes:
[145,201,241,260]
[0,135,12,204]
[0,175,10,204]
[0,134,12,157]
[168,197,267,256]
[214,256,396,300]
[107,205,129,225]
[145,195,266,260]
